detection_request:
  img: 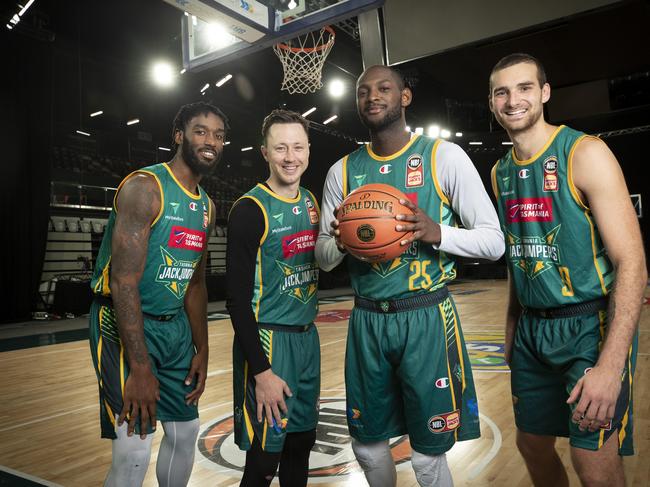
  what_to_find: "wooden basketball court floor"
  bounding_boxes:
[0,279,648,486]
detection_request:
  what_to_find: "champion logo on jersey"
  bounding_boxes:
[292,206,302,215]
[379,164,392,174]
[518,169,531,179]
[189,202,198,211]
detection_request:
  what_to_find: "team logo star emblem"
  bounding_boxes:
[155,247,196,298]
[276,261,318,303]
[507,225,561,279]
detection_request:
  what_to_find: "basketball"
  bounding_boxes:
[337,183,414,263]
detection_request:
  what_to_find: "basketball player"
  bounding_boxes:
[226,109,321,487]
[489,53,646,487]
[89,102,226,486]
[315,65,505,487]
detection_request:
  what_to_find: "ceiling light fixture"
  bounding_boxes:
[215,74,233,87]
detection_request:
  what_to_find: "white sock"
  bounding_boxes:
[411,450,453,487]
[155,419,200,487]
[104,419,154,487]
[351,439,397,487]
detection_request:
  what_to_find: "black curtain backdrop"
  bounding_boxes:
[0,30,52,323]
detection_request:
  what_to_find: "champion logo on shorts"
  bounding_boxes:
[427,410,460,434]
[435,377,450,389]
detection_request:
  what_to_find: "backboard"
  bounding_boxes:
[165,0,384,72]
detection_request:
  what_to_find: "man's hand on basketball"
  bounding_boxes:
[118,366,160,439]
[567,364,622,432]
[254,368,292,426]
[330,206,346,252]
[395,198,442,246]
[184,347,208,406]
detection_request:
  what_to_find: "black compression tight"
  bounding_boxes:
[240,429,316,487]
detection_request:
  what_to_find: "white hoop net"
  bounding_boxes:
[273,26,335,94]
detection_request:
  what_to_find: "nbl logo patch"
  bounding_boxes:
[427,410,460,434]
[198,399,413,480]
[406,154,424,188]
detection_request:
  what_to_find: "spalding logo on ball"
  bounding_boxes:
[337,183,415,263]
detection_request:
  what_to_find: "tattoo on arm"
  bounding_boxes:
[110,175,160,367]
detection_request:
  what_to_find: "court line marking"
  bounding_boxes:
[0,404,95,432]
[199,400,232,414]
[468,413,502,479]
[207,368,232,377]
[0,465,64,487]
[321,338,346,347]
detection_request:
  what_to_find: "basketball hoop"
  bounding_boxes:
[273,25,335,94]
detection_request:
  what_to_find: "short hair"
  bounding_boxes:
[358,65,414,91]
[261,109,309,144]
[171,102,230,151]
[489,53,547,93]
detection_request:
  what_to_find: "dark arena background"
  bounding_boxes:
[0,0,648,485]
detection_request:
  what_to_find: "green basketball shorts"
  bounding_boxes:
[88,300,199,439]
[233,324,320,453]
[511,309,636,454]
[345,293,480,455]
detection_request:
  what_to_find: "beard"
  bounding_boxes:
[181,135,221,177]
[358,103,402,132]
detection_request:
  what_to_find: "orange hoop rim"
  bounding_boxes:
[276,25,335,53]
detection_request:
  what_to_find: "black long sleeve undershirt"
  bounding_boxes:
[226,197,271,376]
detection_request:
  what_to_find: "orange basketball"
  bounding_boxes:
[337,183,414,263]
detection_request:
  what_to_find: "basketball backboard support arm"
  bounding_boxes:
[175,0,385,72]
[358,9,385,69]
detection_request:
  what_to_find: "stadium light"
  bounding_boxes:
[427,125,440,138]
[323,115,338,125]
[328,79,345,98]
[302,107,316,117]
[152,62,175,88]
[90,110,103,117]
[76,130,91,136]
[127,118,140,126]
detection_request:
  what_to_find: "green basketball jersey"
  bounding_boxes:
[492,125,614,309]
[236,184,320,326]
[91,163,211,315]
[343,135,458,300]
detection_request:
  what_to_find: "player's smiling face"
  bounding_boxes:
[178,112,225,176]
[489,62,550,135]
[356,66,410,132]
[262,122,310,190]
